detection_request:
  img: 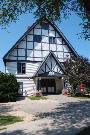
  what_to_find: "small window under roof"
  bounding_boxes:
[49,37,56,44]
[42,23,49,30]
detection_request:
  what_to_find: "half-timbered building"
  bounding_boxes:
[3,18,78,96]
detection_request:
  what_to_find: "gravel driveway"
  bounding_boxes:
[0,95,90,135]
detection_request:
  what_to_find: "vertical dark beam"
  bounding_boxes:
[4,61,6,73]
[17,45,18,74]
[35,78,37,90]
[45,62,46,72]
[41,24,43,60]
[39,79,41,90]
[63,49,64,62]
[17,45,18,61]
[33,28,34,61]
[62,77,64,92]
[55,31,58,71]
[51,55,52,70]
[48,23,50,52]
[37,78,39,91]
[57,66,58,72]
[62,39,64,62]
[55,30,57,57]
[69,52,71,59]
[25,36,27,60]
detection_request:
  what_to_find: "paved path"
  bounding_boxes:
[0,95,90,135]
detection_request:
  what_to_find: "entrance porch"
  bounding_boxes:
[33,51,65,95]
[36,77,64,94]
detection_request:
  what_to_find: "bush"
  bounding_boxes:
[86,87,90,94]
[74,92,84,97]
[0,72,19,102]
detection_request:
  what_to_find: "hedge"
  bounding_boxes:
[0,72,19,102]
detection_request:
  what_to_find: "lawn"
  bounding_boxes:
[76,126,90,135]
[28,96,47,100]
[0,116,23,126]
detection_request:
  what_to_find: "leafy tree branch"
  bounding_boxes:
[0,0,90,39]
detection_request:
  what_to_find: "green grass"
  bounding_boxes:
[0,116,23,126]
[76,126,90,135]
[28,96,47,100]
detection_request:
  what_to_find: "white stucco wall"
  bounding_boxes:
[55,78,63,93]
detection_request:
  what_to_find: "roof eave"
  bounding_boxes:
[45,18,78,57]
[3,18,40,60]
[3,17,79,61]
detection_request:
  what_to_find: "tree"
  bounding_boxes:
[64,55,90,92]
[0,72,19,102]
[0,0,90,40]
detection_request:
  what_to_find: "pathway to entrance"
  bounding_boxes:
[0,95,90,135]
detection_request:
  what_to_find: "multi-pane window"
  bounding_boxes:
[33,35,42,43]
[42,23,49,30]
[17,63,26,74]
[49,37,56,44]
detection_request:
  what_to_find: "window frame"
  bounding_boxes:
[41,23,49,30]
[17,63,26,74]
[49,37,56,44]
[33,35,42,43]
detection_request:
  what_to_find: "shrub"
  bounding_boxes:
[0,72,19,102]
[86,87,90,94]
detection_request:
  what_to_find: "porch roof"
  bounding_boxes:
[36,72,64,78]
[33,51,65,78]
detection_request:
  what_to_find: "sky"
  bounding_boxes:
[0,13,90,72]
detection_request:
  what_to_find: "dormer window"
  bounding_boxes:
[34,35,42,43]
[49,37,56,44]
[42,23,49,30]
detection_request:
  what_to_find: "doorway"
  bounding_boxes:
[40,79,56,94]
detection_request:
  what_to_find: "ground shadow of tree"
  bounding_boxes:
[0,104,14,114]
[0,100,90,135]
[0,130,31,135]
[35,100,90,135]
[0,129,37,135]
[0,97,25,114]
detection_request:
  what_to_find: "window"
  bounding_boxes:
[18,82,23,95]
[42,23,49,30]
[33,35,42,43]
[17,63,26,74]
[49,37,56,44]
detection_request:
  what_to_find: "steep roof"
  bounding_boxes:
[3,17,78,61]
